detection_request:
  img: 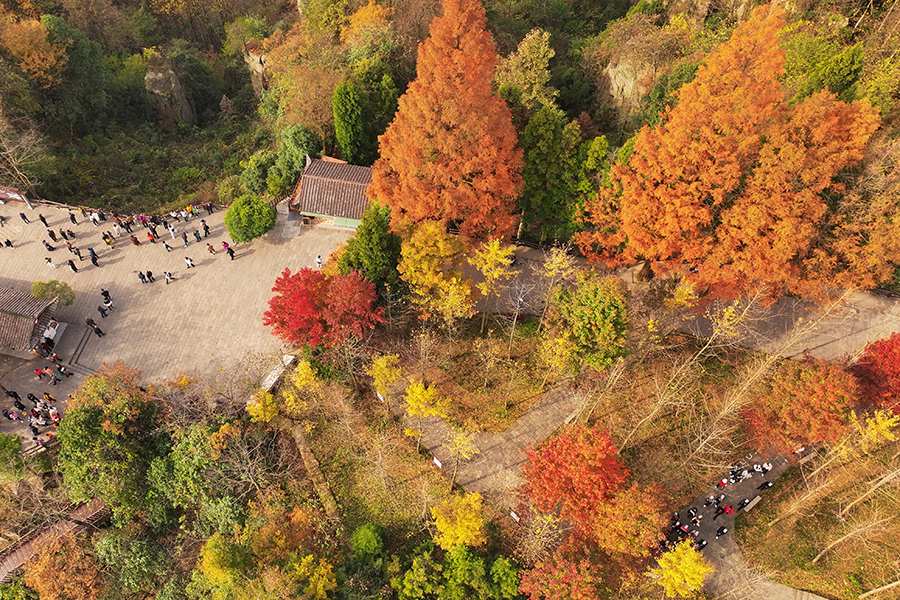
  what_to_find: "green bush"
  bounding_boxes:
[223,194,276,242]
[31,280,75,306]
[350,523,384,559]
[239,150,275,196]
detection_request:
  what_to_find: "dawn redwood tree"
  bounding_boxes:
[263,268,383,348]
[523,425,628,535]
[852,333,900,413]
[576,4,884,303]
[367,0,523,239]
[742,357,859,453]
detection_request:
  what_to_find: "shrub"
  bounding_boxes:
[223,193,276,242]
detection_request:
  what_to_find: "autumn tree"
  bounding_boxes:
[468,237,518,332]
[403,380,448,449]
[518,551,603,600]
[742,357,858,453]
[546,271,630,371]
[0,110,47,195]
[398,221,475,338]
[494,28,558,113]
[368,0,523,239]
[432,493,487,550]
[366,354,401,401]
[594,483,667,557]
[57,363,167,524]
[853,333,900,413]
[650,540,713,598]
[0,18,67,88]
[519,106,582,240]
[263,268,384,348]
[25,533,103,600]
[523,425,628,536]
[576,4,886,303]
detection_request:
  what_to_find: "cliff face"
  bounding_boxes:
[145,66,196,129]
[243,41,268,99]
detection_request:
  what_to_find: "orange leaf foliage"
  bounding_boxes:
[25,533,103,600]
[368,0,523,239]
[0,18,67,88]
[593,483,667,557]
[742,357,858,453]
[523,425,628,536]
[577,3,886,303]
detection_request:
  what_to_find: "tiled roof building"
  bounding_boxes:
[291,158,372,228]
[0,288,58,351]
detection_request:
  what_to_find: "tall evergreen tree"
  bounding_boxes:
[367,0,523,239]
[519,106,581,240]
[338,203,402,291]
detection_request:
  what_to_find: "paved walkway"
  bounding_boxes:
[0,200,352,445]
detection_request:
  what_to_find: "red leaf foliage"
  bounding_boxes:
[852,333,900,413]
[523,426,628,535]
[518,551,602,600]
[742,357,858,453]
[263,268,383,348]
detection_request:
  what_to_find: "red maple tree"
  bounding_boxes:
[367,0,523,239]
[852,333,900,413]
[263,268,383,348]
[523,425,628,535]
[576,4,883,303]
[742,357,859,453]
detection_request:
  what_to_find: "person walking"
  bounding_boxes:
[59,229,68,240]
[113,224,121,237]
[226,246,235,260]
[101,288,112,304]
[19,212,29,224]
[184,256,194,268]
[138,271,148,284]
[88,247,97,260]
[145,270,155,282]
[316,255,323,269]
[66,241,74,254]
[163,240,172,252]
[206,243,216,255]
[67,259,78,273]
[47,229,57,242]
[130,235,140,246]
[66,228,75,239]
[42,240,54,251]
[105,236,114,249]
[206,202,215,214]
[169,224,176,239]
[56,364,71,378]
[38,214,48,227]
[91,323,105,337]
[69,212,78,225]
[193,229,201,243]
[97,305,108,318]
[716,526,728,539]
[34,368,44,380]
[45,257,57,268]
[181,231,188,247]
[147,232,156,244]
[201,220,210,237]
[4,239,13,249]
[164,271,173,284]
[90,254,100,268]
[85,317,97,328]
[149,225,159,239]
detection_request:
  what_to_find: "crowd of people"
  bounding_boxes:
[659,460,778,555]
[3,387,63,446]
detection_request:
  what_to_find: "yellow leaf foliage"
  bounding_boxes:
[431,493,487,550]
[366,354,401,399]
[340,0,391,43]
[469,238,518,299]
[404,381,448,418]
[650,540,713,598]
[248,389,279,423]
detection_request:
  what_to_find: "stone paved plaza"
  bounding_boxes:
[0,200,352,442]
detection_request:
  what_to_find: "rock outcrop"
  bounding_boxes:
[145,65,196,129]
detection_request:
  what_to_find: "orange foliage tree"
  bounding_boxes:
[577,4,886,303]
[742,357,858,453]
[25,532,104,600]
[852,332,900,413]
[367,0,523,239]
[523,426,628,535]
[0,18,67,88]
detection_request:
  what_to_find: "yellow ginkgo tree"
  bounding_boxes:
[650,540,713,598]
[468,237,519,332]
